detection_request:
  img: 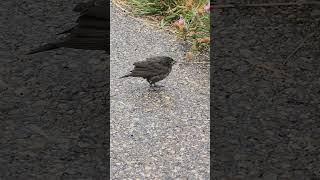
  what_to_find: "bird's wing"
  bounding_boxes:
[128,68,161,77]
[133,61,168,71]
[129,63,167,79]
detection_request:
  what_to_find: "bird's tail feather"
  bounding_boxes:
[26,43,59,55]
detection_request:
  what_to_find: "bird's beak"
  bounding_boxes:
[172,60,176,65]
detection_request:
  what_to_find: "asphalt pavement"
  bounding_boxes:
[110,3,210,179]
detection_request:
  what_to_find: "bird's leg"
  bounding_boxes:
[149,83,158,91]
[148,80,163,89]
[153,83,164,88]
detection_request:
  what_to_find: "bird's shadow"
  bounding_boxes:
[147,86,167,92]
[133,84,172,94]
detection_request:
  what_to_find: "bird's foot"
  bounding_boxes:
[153,84,164,88]
[149,84,164,90]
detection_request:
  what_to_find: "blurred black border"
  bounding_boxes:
[1,1,110,179]
[211,1,320,179]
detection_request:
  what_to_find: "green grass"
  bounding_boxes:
[126,0,210,52]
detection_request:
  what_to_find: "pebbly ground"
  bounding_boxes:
[110,2,210,179]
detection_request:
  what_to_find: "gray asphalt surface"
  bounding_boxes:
[110,3,210,179]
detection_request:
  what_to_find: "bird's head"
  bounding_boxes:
[161,56,176,66]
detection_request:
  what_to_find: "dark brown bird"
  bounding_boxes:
[120,56,176,87]
[27,0,109,55]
